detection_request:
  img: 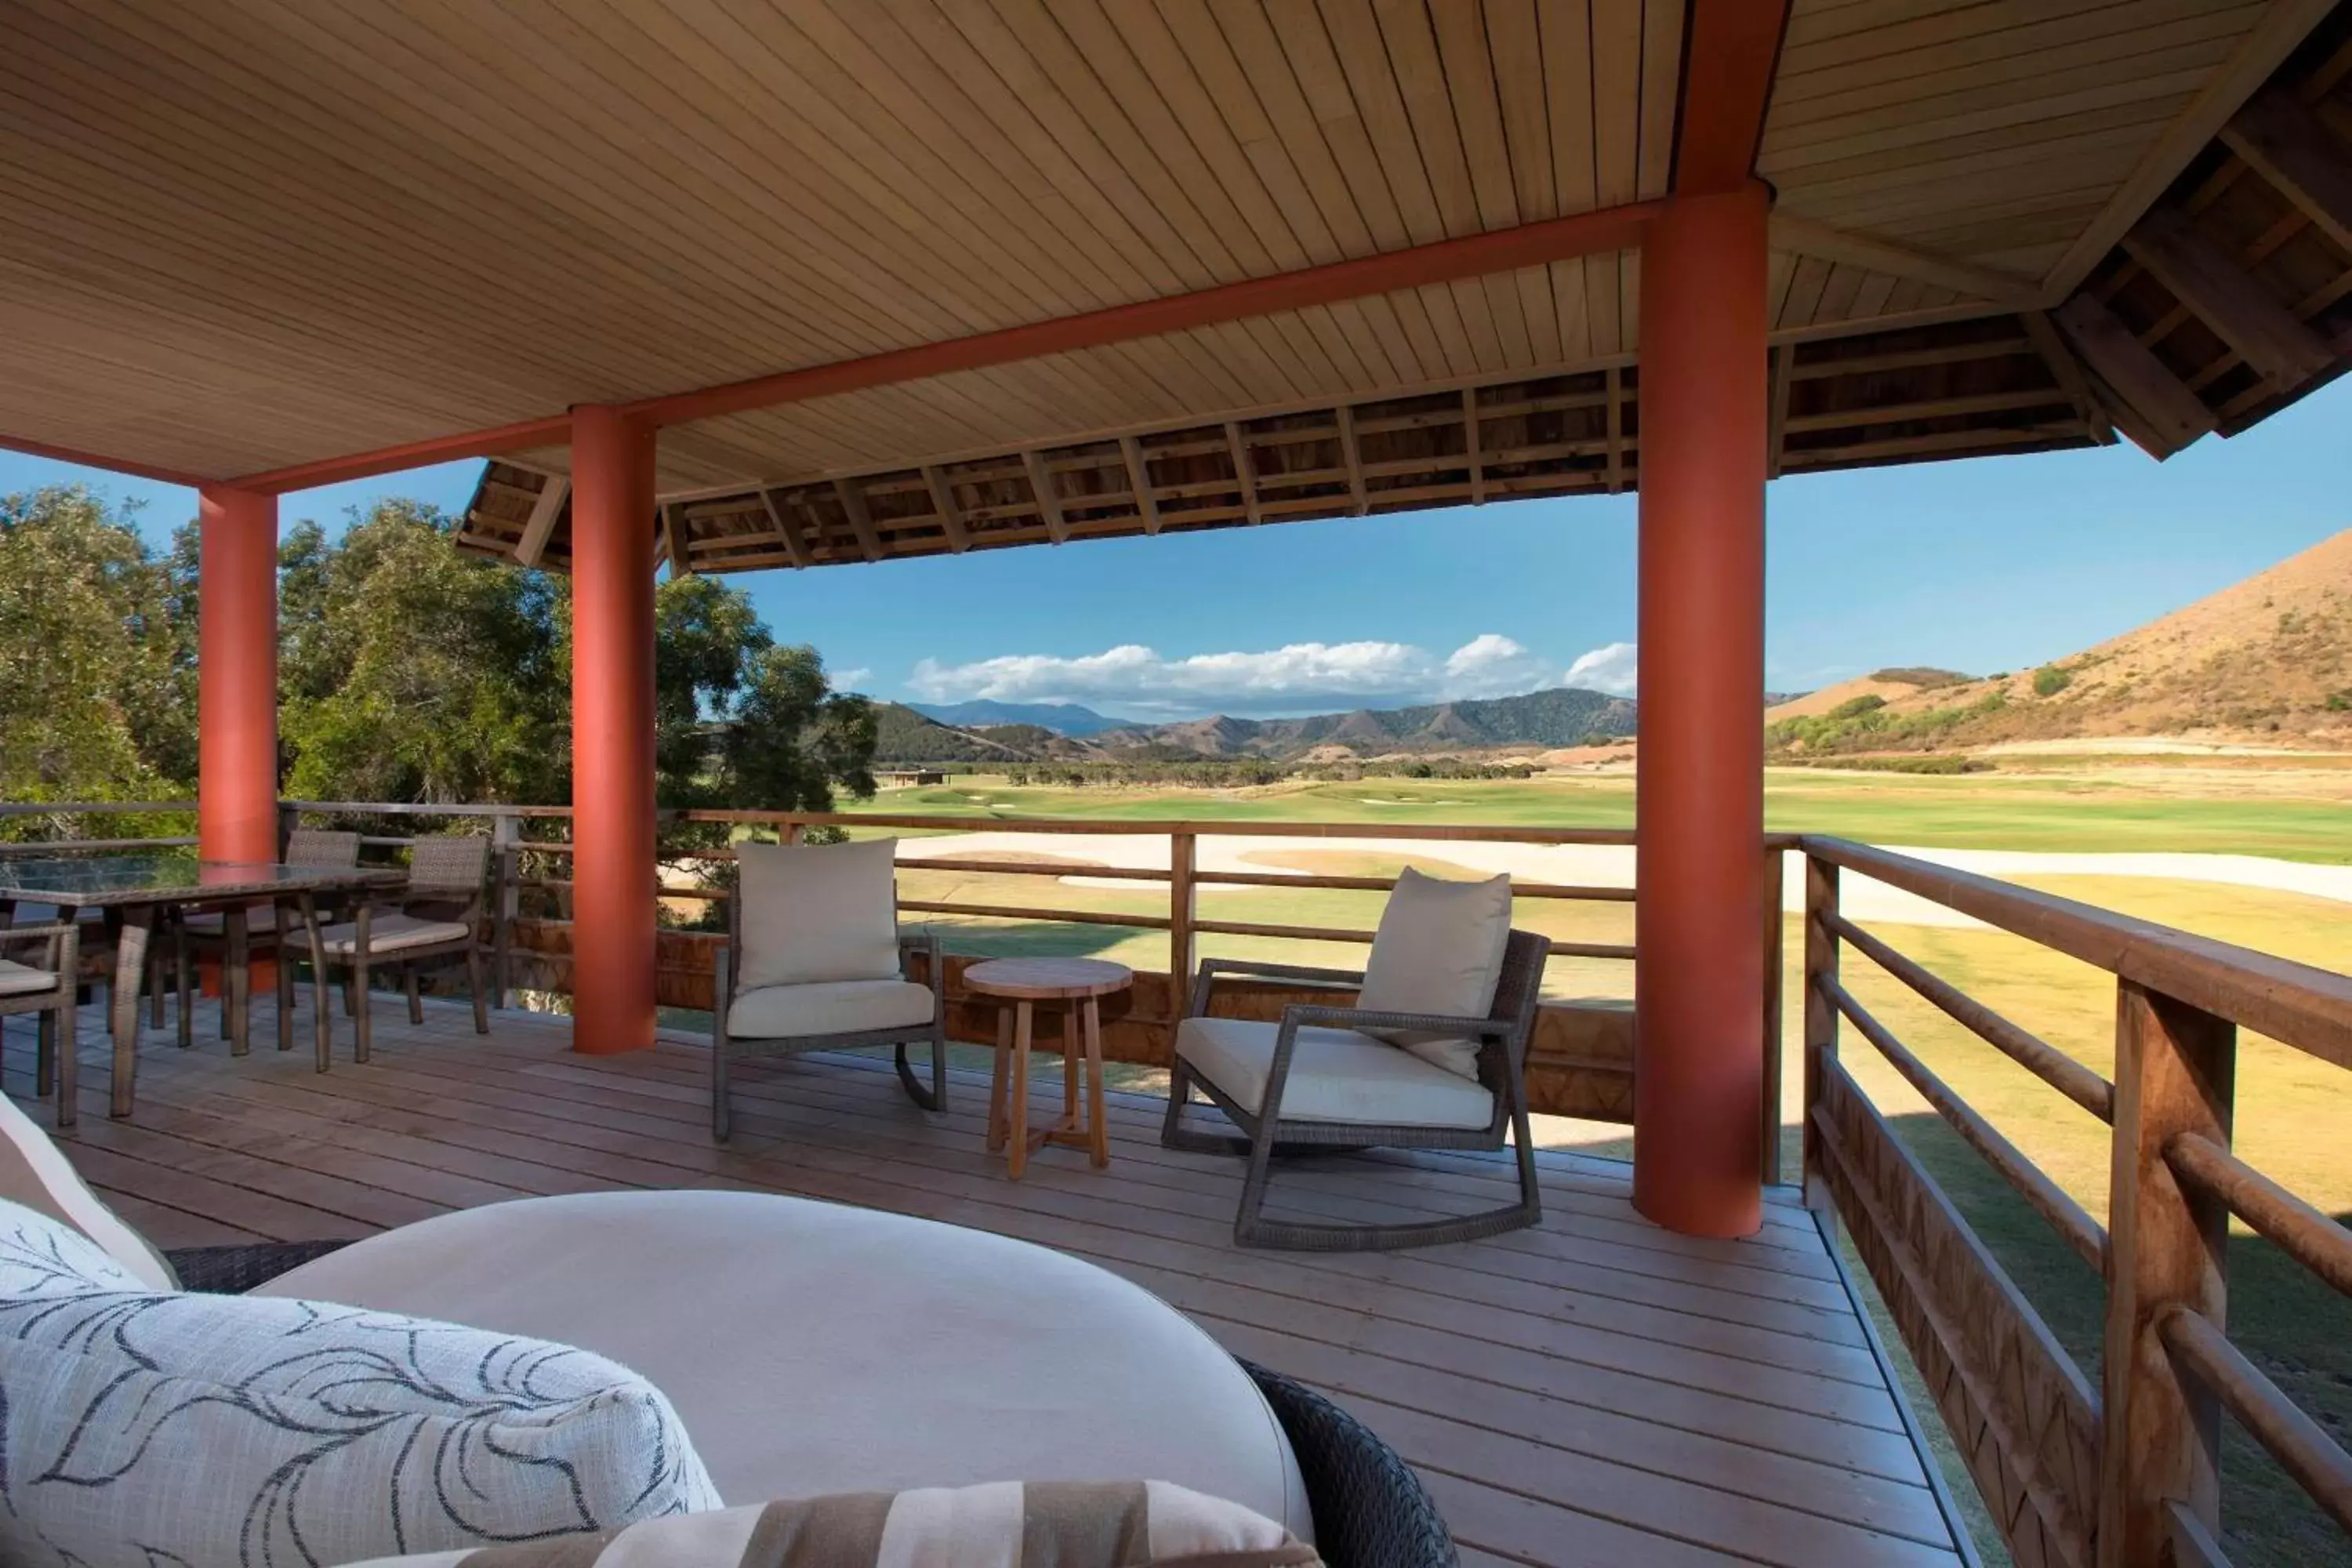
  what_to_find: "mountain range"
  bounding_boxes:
[907,699,1127,735]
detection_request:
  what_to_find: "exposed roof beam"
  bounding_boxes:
[1224,423,1262,524]
[2222,91,2352,256]
[1766,349,1792,480]
[2045,0,2341,296]
[1673,0,1793,194]
[1604,368,1624,495]
[1020,451,1069,543]
[1462,390,1486,503]
[513,474,568,568]
[1115,438,1161,535]
[659,503,693,577]
[0,433,209,489]
[919,465,971,553]
[830,478,884,562]
[2122,207,2332,385]
[236,413,575,495]
[2019,311,2118,447]
[754,488,808,568]
[2053,295,2216,458]
[1769,214,2041,308]
[1333,406,1368,515]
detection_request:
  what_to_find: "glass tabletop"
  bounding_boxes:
[0,854,404,907]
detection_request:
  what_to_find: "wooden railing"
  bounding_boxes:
[1799,835,2352,1568]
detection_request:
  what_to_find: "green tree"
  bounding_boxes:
[0,486,183,817]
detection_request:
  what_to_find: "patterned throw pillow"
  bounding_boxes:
[0,1199,721,1568]
[339,1479,1321,1568]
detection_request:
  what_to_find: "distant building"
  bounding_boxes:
[877,768,946,787]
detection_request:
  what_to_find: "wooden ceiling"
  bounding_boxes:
[3,1,2349,570]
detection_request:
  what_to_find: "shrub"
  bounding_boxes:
[1828,694,1889,720]
[2326,689,2352,713]
[2032,665,2073,697]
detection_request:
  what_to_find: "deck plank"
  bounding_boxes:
[7,1002,1965,1567]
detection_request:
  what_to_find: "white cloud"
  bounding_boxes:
[907,634,1570,720]
[1564,641,1639,695]
[833,667,873,690]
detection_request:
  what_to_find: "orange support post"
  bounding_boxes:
[1632,183,1772,1239]
[568,405,659,1054]
[197,486,281,864]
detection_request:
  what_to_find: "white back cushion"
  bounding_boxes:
[0,1090,177,1289]
[1352,866,1514,1080]
[0,1197,720,1565]
[735,838,903,989]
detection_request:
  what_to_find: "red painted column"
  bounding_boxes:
[1632,183,1771,1239]
[197,486,281,863]
[568,405,659,1054]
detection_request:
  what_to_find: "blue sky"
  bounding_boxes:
[7,375,2347,720]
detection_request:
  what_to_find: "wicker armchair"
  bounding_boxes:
[1162,930,1549,1252]
[176,828,361,1054]
[287,835,489,1063]
[0,922,80,1123]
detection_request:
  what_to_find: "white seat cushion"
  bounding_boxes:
[256,1190,1312,1541]
[735,838,902,988]
[0,1092,176,1289]
[0,1197,718,1565]
[728,978,934,1038]
[300,913,470,956]
[1353,866,1514,1080]
[0,960,57,997]
[1176,1015,1496,1130]
[180,905,279,935]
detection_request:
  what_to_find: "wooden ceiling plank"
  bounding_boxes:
[919,465,971,554]
[2223,89,2352,254]
[2053,293,2216,456]
[2122,206,2332,383]
[513,474,570,568]
[1224,421,1264,524]
[1333,405,1369,515]
[830,477,884,562]
[1770,213,2042,305]
[1115,437,1162,535]
[1019,449,1069,544]
[2044,0,2342,296]
[755,488,809,569]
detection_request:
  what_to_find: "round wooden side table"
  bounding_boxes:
[964,956,1132,1179]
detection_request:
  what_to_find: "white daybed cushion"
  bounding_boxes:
[256,1190,1312,1541]
[1174,1016,1496,1131]
[0,1090,177,1289]
[728,978,935,1038]
[735,838,902,989]
[339,1480,1315,1568]
[0,959,58,996]
[1352,866,1513,1080]
[301,912,472,956]
[0,1197,717,1566]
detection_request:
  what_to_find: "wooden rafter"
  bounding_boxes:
[2020,312,2118,448]
[1020,450,1069,544]
[1116,438,1160,535]
[1769,215,2041,308]
[659,503,691,576]
[514,474,568,568]
[919,465,970,554]
[830,478,884,563]
[2053,296,2216,458]
[1462,390,1486,503]
[1604,368,1624,495]
[1675,0,1792,195]
[2122,207,2332,384]
[754,488,808,569]
[1333,407,1368,516]
[1224,423,1262,524]
[2223,90,2352,256]
[1766,349,1792,481]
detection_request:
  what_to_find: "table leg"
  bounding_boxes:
[108,906,152,1119]
[987,1004,1012,1153]
[1061,1001,1080,1122]
[1007,1000,1033,1180]
[301,893,333,1073]
[175,918,193,1049]
[225,906,250,1057]
[1084,996,1109,1168]
[351,902,372,1063]
[276,898,296,1053]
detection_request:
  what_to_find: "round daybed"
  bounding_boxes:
[173,1190,1453,1568]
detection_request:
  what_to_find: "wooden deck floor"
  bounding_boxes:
[9,997,1969,1568]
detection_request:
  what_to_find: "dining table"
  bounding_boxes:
[0,855,405,1123]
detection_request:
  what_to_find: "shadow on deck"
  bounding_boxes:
[7,996,1971,1568]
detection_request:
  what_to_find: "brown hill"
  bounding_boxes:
[1773,530,2352,757]
[1766,669,1972,722]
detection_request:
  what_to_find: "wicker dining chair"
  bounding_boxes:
[287,835,490,1064]
[0,922,80,1123]
[1161,929,1550,1251]
[176,829,361,1053]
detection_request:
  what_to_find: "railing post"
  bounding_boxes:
[1801,852,1838,1210]
[2100,980,2236,1568]
[275,800,299,858]
[491,812,518,1011]
[1760,843,1785,1187]
[1169,830,1197,993]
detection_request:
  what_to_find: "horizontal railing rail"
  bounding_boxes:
[1798,833,2352,1568]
